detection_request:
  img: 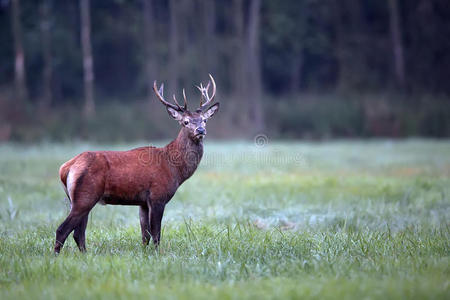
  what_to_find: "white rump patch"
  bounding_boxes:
[66,170,76,202]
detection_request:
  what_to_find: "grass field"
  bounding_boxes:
[0,139,449,299]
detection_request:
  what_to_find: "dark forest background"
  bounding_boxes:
[0,0,449,142]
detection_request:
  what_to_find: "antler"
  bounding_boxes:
[197,74,216,109]
[172,88,188,111]
[153,81,185,111]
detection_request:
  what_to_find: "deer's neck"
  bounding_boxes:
[164,127,203,184]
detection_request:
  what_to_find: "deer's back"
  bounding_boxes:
[59,147,178,205]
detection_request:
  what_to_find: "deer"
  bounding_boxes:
[54,75,220,254]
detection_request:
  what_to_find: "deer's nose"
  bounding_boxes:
[196,127,206,135]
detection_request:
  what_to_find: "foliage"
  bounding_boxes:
[1,0,450,114]
[1,94,449,142]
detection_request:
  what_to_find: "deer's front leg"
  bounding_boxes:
[150,202,165,246]
[139,205,151,245]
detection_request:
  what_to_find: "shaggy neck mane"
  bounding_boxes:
[163,127,203,183]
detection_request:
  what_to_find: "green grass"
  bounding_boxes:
[0,139,449,299]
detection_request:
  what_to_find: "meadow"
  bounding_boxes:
[0,139,449,299]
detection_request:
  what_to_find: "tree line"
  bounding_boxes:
[0,0,449,140]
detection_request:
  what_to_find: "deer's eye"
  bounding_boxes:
[183,120,189,125]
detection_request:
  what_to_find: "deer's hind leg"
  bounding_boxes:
[73,215,89,252]
[55,165,104,254]
[55,152,108,253]
[55,207,92,254]
[55,194,97,254]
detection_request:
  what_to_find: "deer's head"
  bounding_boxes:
[153,74,220,141]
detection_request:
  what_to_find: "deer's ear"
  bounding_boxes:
[203,103,220,119]
[167,107,183,121]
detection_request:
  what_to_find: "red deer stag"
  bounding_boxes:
[55,75,220,253]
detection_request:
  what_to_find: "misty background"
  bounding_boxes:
[0,0,449,142]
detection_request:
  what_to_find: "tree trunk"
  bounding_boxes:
[80,0,95,117]
[168,0,179,95]
[40,0,52,110]
[334,0,367,92]
[142,0,157,103]
[231,0,245,98]
[246,0,264,132]
[387,0,406,89]
[11,0,28,103]
[229,0,247,130]
[290,53,303,93]
[333,1,350,92]
[202,0,216,76]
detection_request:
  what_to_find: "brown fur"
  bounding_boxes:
[54,127,205,253]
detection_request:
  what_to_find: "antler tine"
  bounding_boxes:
[199,74,216,108]
[209,74,216,100]
[196,83,205,106]
[172,88,188,110]
[172,94,183,110]
[153,80,182,111]
[182,88,188,110]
